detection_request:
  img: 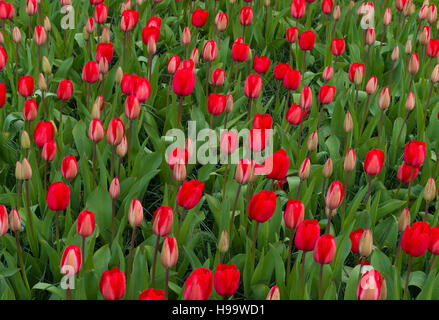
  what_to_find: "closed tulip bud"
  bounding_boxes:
[378,87,390,110]
[364,149,385,176]
[283,199,305,229]
[344,148,356,172]
[44,16,51,32]
[224,93,233,113]
[322,65,333,81]
[23,98,37,121]
[42,141,56,161]
[152,206,173,236]
[9,209,21,232]
[109,177,120,199]
[424,177,436,201]
[61,155,78,180]
[99,268,126,300]
[88,119,104,141]
[264,0,270,6]
[343,111,353,133]
[349,1,354,10]
[218,229,229,253]
[399,208,411,232]
[21,158,32,180]
[359,228,373,257]
[101,27,110,43]
[34,25,46,46]
[403,1,411,16]
[266,285,280,300]
[215,12,228,31]
[391,46,399,61]
[333,5,340,20]
[383,8,392,25]
[405,39,412,54]
[38,73,47,91]
[182,26,191,45]
[211,68,225,86]
[354,67,363,85]
[307,131,318,152]
[106,118,125,146]
[366,76,377,94]
[366,27,375,45]
[128,199,143,227]
[428,5,437,24]
[15,161,22,180]
[60,245,82,276]
[116,66,124,84]
[191,47,199,65]
[12,26,21,43]
[235,158,254,184]
[99,57,109,74]
[173,162,186,182]
[298,158,311,180]
[409,53,419,74]
[314,234,336,264]
[21,130,30,149]
[161,236,178,268]
[431,64,439,82]
[325,180,343,210]
[42,56,51,74]
[322,158,333,178]
[116,136,127,157]
[405,92,415,111]
[184,267,213,300]
[76,210,95,238]
[299,86,312,110]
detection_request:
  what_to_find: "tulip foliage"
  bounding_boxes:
[1,0,439,302]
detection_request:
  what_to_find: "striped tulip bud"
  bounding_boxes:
[161,236,178,268]
[333,5,340,20]
[116,135,127,158]
[42,56,51,74]
[343,111,353,133]
[431,64,439,82]
[378,87,390,110]
[116,66,124,84]
[405,92,415,111]
[322,158,333,178]
[322,65,333,82]
[152,206,173,236]
[173,162,186,182]
[408,53,419,74]
[12,26,21,43]
[307,131,318,152]
[21,158,32,180]
[298,157,310,180]
[109,177,120,199]
[182,26,191,45]
[60,245,82,276]
[76,210,95,238]
[225,93,233,113]
[44,16,51,32]
[366,76,377,94]
[9,209,21,232]
[398,208,410,232]
[266,285,280,300]
[391,46,399,61]
[128,199,143,227]
[38,73,47,91]
[359,228,373,257]
[383,8,392,25]
[354,67,363,85]
[366,27,375,45]
[344,148,356,172]
[424,177,436,202]
[218,229,229,253]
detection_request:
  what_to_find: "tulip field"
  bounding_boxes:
[2,0,439,302]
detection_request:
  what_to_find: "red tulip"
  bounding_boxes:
[60,245,82,275]
[357,269,384,300]
[286,27,299,43]
[177,180,205,210]
[18,75,34,97]
[239,6,253,25]
[397,163,419,184]
[128,199,143,227]
[26,0,37,16]
[96,43,114,64]
[232,40,249,62]
[76,210,95,238]
[348,63,365,83]
[139,288,167,300]
[283,69,301,91]
[248,128,269,152]
[142,26,160,46]
[207,93,226,115]
[42,140,56,161]
[0,2,14,20]
[88,118,104,142]
[314,234,336,264]
[427,39,439,58]
[253,56,271,74]
[173,68,195,96]
[253,113,273,129]
[124,95,140,120]
[0,45,6,71]
[133,77,151,102]
[167,147,189,170]
[121,73,139,95]
[211,68,225,86]
[283,199,305,229]
[264,149,290,181]
[274,62,291,81]
[322,0,333,14]
[349,228,364,254]
[33,121,55,147]
[153,206,173,237]
[120,9,139,32]
[85,17,95,34]
[364,149,385,176]
[331,38,345,56]
[244,74,262,98]
[94,3,108,23]
[0,205,7,236]
[23,98,38,121]
[299,86,312,109]
[0,82,6,108]
[167,55,181,74]
[184,267,213,300]
[248,190,277,223]
[82,61,100,83]
[325,180,343,210]
[299,30,316,51]
[61,155,78,180]
[34,25,46,45]
[318,85,336,104]
[214,264,240,297]
[291,0,306,19]
[57,79,73,101]
[47,181,70,211]
[99,267,126,300]
[404,140,426,168]
[106,117,125,146]
[220,131,238,154]
[401,221,430,257]
[191,8,208,28]
[266,285,280,300]
[295,219,321,251]
[202,40,217,61]
[161,236,179,268]
[286,102,307,125]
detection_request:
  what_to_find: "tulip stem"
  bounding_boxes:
[92,142,97,188]
[354,85,359,114]
[110,145,115,178]
[286,228,296,280]
[127,119,133,174]
[403,256,413,300]
[28,16,31,45]
[15,231,31,294]
[342,171,350,224]
[365,175,372,204]
[317,103,324,132]
[296,180,303,200]
[127,226,136,287]
[430,255,437,273]
[111,199,115,242]
[151,234,160,288]
[166,76,172,118]
[177,208,185,241]
[396,111,409,146]
[123,32,127,69]
[25,180,37,255]
[360,94,371,135]
[205,62,210,96]
[55,210,60,254]
[229,184,242,238]
[407,167,414,206]
[15,43,18,85]
[222,162,229,202]
[395,236,402,268]
[302,51,306,75]
[297,107,305,158]
[434,149,439,178]
[224,113,228,130]
[379,26,386,51]
[325,213,332,235]
[66,287,71,301]
[357,257,366,287]
[17,180,22,209]
[247,98,253,120]
[389,60,395,93]
[251,221,259,267]
[300,251,306,299]
[318,263,324,300]
[164,268,170,299]
[422,82,435,139]
[177,96,183,128]
[378,109,384,146]
[82,236,86,263]
[44,160,47,194]
[425,201,430,222]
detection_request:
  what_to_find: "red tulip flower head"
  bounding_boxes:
[191,8,208,28]
[363,149,385,176]
[349,228,364,254]
[211,68,225,86]
[397,163,419,184]
[283,69,301,91]
[96,43,114,64]
[202,40,218,62]
[23,98,38,121]
[47,181,70,211]
[0,205,7,236]
[152,206,174,237]
[314,234,336,264]
[0,45,7,71]
[299,30,316,51]
[429,226,439,255]
[99,267,126,300]
[239,6,253,25]
[427,39,439,58]
[177,180,205,210]
[357,269,384,300]
[214,264,240,297]
[286,27,299,43]
[184,267,213,300]
[82,61,100,83]
[232,39,250,62]
[348,63,365,83]
[0,82,6,109]
[60,245,82,276]
[291,0,306,19]
[283,199,305,229]
[248,190,277,223]
[286,103,308,125]
[0,2,15,20]
[76,210,95,238]
[318,85,336,104]
[18,75,34,97]
[244,74,262,98]
[173,68,195,96]
[331,38,345,56]
[295,219,321,251]
[94,3,108,23]
[139,289,167,300]
[220,131,238,154]
[120,9,139,32]
[253,56,271,74]
[325,180,344,210]
[61,155,78,180]
[106,117,125,146]
[57,79,73,101]
[264,149,290,181]
[33,121,55,147]
[404,140,426,168]
[253,113,273,129]
[401,221,430,257]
